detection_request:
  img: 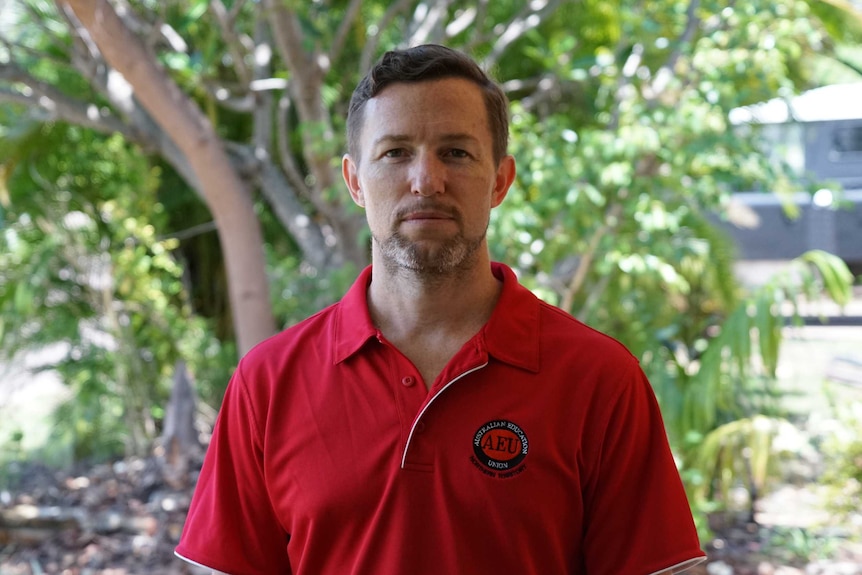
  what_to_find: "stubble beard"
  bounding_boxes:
[374,226,488,278]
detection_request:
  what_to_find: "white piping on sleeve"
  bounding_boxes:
[400,362,488,468]
[648,556,708,575]
[174,550,233,574]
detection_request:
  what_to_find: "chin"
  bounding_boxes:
[376,232,484,275]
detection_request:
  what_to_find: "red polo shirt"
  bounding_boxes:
[176,263,705,575]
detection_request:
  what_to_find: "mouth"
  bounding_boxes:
[398,204,458,224]
[402,211,453,222]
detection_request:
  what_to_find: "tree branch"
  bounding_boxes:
[276,94,312,198]
[407,0,452,46]
[227,143,340,271]
[107,0,189,54]
[56,6,106,81]
[58,0,276,353]
[53,2,205,194]
[648,0,701,97]
[483,0,563,68]
[576,272,613,323]
[252,17,273,160]
[560,203,623,313]
[444,6,477,40]
[209,0,252,86]
[262,0,321,123]
[461,1,490,51]
[1,59,202,196]
[262,0,341,227]
[0,64,131,136]
[361,0,415,71]
[503,73,576,116]
[329,0,364,66]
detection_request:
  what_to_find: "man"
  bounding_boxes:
[176,44,706,575]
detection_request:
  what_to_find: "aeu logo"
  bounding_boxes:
[471,420,529,479]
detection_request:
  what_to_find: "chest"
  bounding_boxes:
[260,349,587,533]
[250,337,637,574]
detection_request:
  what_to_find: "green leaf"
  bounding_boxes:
[799,249,854,306]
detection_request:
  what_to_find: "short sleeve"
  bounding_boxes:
[581,361,706,575]
[175,362,292,575]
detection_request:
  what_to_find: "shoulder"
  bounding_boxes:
[242,303,339,365]
[489,262,638,373]
[239,267,376,374]
[536,298,639,368]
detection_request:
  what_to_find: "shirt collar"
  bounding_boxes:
[333,265,378,364]
[484,262,541,373]
[333,262,541,373]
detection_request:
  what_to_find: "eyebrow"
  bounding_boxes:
[371,133,480,148]
[371,134,411,148]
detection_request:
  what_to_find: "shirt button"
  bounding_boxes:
[415,421,426,434]
[401,376,415,387]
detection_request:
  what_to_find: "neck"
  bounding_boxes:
[367,252,501,339]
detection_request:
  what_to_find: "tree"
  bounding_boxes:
[1,0,603,352]
[0,0,609,458]
[4,0,856,347]
[0,122,233,459]
[484,0,859,526]
[1,0,859,507]
[62,0,277,355]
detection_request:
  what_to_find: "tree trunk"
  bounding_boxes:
[157,360,202,489]
[60,0,276,355]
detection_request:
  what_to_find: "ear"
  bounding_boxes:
[491,155,516,208]
[342,154,365,207]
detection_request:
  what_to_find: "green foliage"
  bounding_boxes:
[493,103,741,362]
[0,124,232,461]
[762,525,843,564]
[268,249,359,329]
[494,75,857,525]
[820,390,862,534]
[485,0,859,530]
[666,251,856,529]
[686,415,807,507]
[1,0,860,540]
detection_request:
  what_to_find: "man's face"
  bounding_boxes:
[342,77,515,276]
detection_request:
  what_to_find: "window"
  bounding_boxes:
[829,125,862,162]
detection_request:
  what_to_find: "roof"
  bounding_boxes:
[729,83,862,125]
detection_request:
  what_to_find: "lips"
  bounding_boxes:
[397,204,458,223]
[403,211,451,221]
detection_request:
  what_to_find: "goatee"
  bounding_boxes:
[374,229,486,277]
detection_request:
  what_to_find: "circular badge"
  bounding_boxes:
[472,420,529,471]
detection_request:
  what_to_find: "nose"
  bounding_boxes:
[409,152,445,196]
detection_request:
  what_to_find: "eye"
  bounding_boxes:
[383,148,408,158]
[445,148,470,159]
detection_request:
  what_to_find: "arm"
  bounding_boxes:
[175,363,292,574]
[580,360,706,574]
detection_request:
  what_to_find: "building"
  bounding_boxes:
[722,83,862,279]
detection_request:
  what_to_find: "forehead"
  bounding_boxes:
[360,78,491,146]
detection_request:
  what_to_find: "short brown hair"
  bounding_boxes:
[347,44,509,164]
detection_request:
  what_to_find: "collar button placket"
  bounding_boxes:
[401,362,488,469]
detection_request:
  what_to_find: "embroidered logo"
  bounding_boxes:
[470,420,528,479]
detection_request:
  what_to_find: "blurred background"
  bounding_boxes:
[0,0,861,573]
